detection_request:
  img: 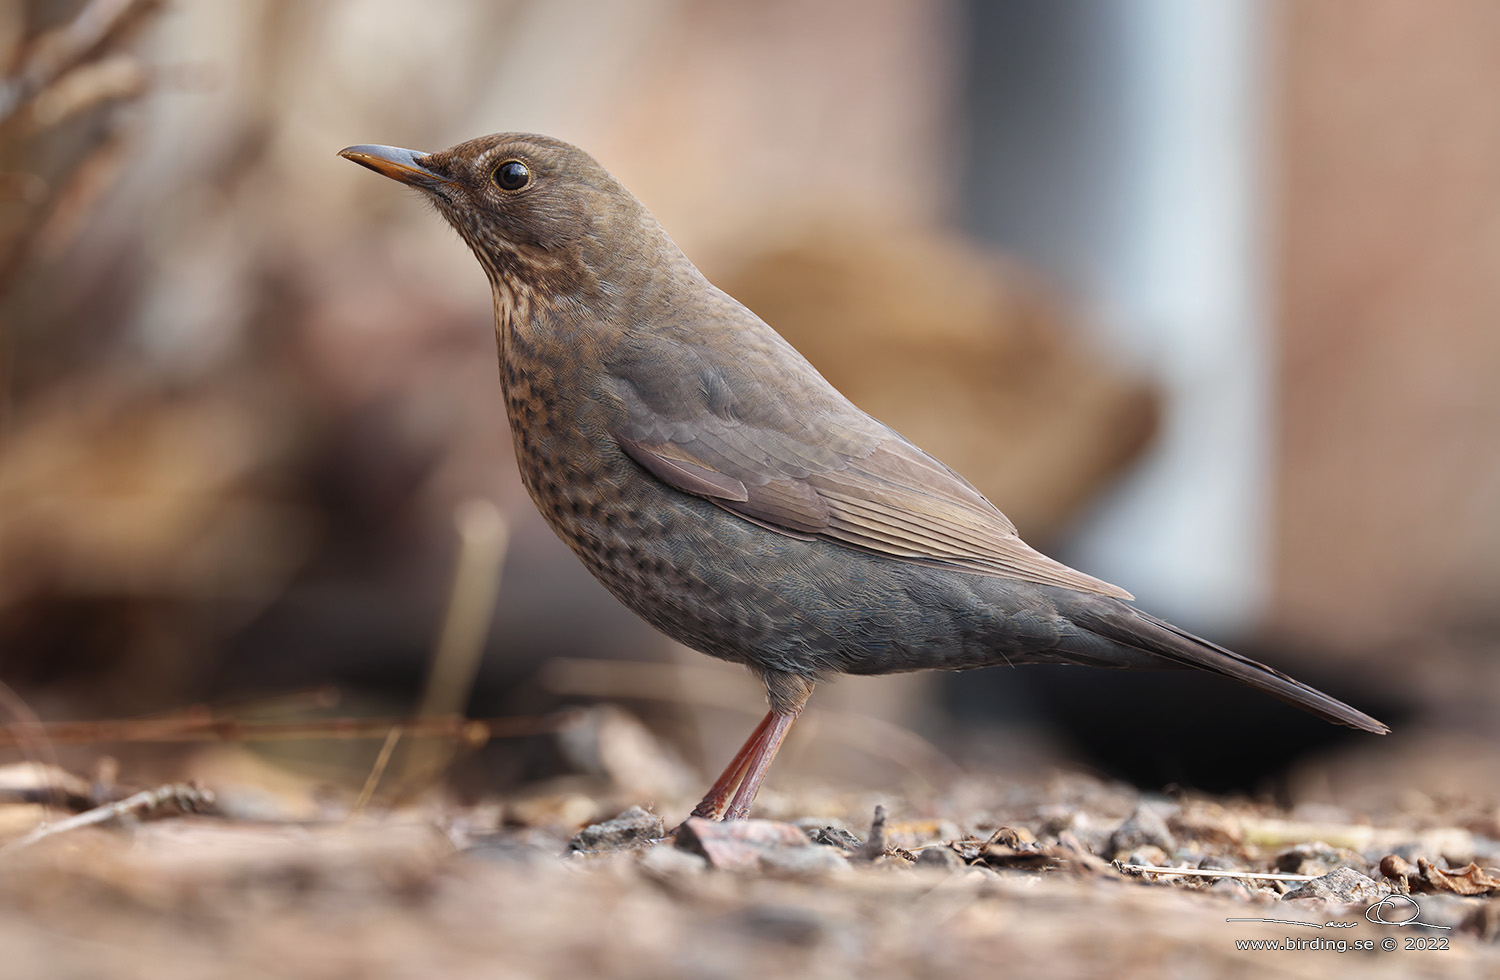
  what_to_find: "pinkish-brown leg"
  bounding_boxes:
[689,672,815,822]
[690,710,774,820]
[721,708,802,820]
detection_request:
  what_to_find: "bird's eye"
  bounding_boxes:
[493,160,531,192]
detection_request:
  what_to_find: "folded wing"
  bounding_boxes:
[607,326,1132,601]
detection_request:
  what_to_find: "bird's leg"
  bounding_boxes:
[689,710,774,820]
[687,673,814,822]
[721,708,801,820]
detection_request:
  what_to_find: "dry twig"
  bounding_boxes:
[1117,863,1318,883]
[0,0,159,126]
[0,781,215,856]
[0,712,578,748]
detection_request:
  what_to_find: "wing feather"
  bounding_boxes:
[604,309,1133,601]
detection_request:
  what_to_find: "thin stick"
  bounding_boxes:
[417,501,509,720]
[129,686,343,722]
[1117,863,1318,882]
[0,712,575,748]
[0,782,214,857]
[351,729,403,814]
[402,500,509,785]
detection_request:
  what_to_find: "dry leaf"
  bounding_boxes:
[1415,858,1500,897]
[1381,853,1500,897]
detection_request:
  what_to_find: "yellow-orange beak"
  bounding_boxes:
[338,144,448,188]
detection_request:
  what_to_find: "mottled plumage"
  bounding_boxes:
[340,134,1387,820]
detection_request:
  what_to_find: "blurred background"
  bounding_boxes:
[2,0,1497,815]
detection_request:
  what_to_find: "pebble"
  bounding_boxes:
[1110,805,1177,859]
[802,825,863,851]
[676,817,844,873]
[915,846,964,870]
[1207,877,1253,901]
[564,805,665,853]
[1280,867,1388,905]
[1125,846,1170,869]
[1274,841,1369,876]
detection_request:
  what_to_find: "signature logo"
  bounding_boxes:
[1364,894,1451,930]
[1227,893,1450,931]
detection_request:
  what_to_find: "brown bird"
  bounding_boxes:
[340,134,1387,820]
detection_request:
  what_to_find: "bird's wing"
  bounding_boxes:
[605,324,1132,600]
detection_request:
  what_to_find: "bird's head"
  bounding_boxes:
[340,133,674,309]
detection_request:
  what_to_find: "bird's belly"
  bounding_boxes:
[512,437,1070,678]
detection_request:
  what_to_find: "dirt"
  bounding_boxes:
[1,763,1495,980]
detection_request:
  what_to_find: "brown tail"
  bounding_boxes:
[1072,600,1389,734]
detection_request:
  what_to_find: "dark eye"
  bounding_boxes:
[493,160,531,191]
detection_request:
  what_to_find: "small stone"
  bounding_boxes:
[802,825,863,851]
[675,817,816,871]
[915,846,964,870]
[1126,846,1170,869]
[1208,877,1253,901]
[565,805,665,853]
[1053,831,1114,874]
[1110,805,1177,859]
[1274,841,1369,877]
[1281,867,1388,905]
[1066,823,1113,859]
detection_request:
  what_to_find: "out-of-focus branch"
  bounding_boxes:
[0,0,163,442]
[27,52,149,129]
[0,781,215,857]
[0,0,162,291]
[0,0,159,127]
[0,711,582,748]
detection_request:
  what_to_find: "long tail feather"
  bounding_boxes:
[1068,599,1388,734]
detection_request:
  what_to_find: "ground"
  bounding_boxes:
[1,757,1495,980]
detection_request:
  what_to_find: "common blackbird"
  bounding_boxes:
[340,134,1387,820]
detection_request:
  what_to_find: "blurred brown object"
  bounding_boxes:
[0,377,311,606]
[717,221,1159,540]
[0,0,160,296]
[1274,1,1500,651]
